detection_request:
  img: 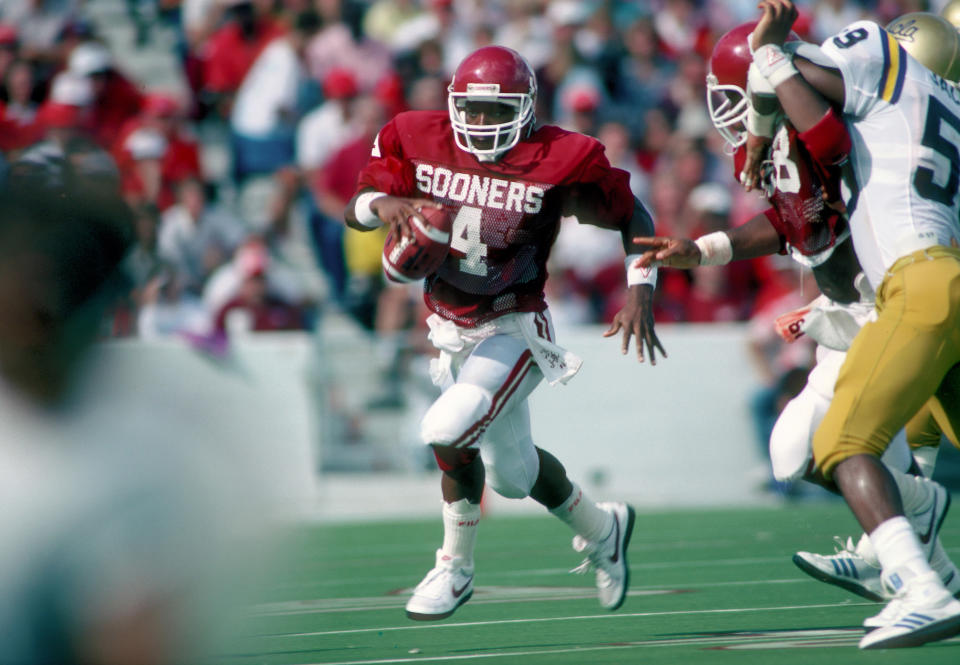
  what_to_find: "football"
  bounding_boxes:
[381,206,453,283]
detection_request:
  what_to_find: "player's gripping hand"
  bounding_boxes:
[740,132,771,192]
[631,236,702,269]
[372,196,444,242]
[604,284,666,365]
[753,0,799,50]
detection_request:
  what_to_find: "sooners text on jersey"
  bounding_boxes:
[357,110,634,326]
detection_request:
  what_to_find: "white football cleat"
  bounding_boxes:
[570,501,635,610]
[793,535,886,601]
[860,570,960,649]
[929,539,960,598]
[905,477,951,560]
[405,549,474,621]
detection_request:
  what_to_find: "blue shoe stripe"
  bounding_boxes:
[831,559,842,576]
[847,559,859,580]
[893,613,936,629]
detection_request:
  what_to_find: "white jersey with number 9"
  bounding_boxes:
[818,20,960,289]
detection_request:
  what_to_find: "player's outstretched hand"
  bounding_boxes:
[372,196,443,241]
[632,236,701,269]
[604,284,666,365]
[753,0,799,49]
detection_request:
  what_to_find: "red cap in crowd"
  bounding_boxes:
[323,68,358,100]
[143,93,181,118]
[0,23,17,47]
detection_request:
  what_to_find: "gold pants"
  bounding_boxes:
[813,246,960,479]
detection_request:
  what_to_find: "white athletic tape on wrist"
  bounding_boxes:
[694,232,733,266]
[624,255,658,288]
[753,44,798,88]
[355,191,387,228]
[745,62,777,138]
[745,106,777,138]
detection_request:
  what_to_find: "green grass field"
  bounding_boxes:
[221,499,960,665]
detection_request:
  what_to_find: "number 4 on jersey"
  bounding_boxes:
[450,205,488,276]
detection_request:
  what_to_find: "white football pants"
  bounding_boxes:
[421,327,544,499]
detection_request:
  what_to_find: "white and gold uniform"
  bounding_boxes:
[811,21,960,476]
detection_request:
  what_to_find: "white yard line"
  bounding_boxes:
[252,578,814,617]
[281,628,871,665]
[260,600,872,638]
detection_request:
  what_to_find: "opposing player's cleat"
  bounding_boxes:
[405,549,474,621]
[860,570,960,649]
[570,501,636,610]
[929,539,960,598]
[793,535,886,601]
[904,477,951,561]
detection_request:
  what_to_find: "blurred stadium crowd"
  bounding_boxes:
[0,0,936,345]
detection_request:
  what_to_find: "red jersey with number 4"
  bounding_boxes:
[734,123,845,259]
[356,110,634,327]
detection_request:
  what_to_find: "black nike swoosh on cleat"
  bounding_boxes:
[609,515,621,564]
[451,576,473,598]
[918,494,938,544]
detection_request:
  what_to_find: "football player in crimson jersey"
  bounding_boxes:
[634,19,960,608]
[745,0,960,648]
[344,45,663,621]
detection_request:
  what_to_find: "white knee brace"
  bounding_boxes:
[420,383,491,446]
[481,431,540,499]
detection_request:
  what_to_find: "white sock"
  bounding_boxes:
[549,483,613,543]
[912,445,939,478]
[871,516,935,579]
[441,498,481,567]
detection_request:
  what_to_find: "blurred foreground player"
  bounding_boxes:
[0,148,266,664]
[345,45,664,620]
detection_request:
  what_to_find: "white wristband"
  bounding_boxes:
[625,254,658,288]
[694,232,733,266]
[753,43,799,88]
[355,191,387,228]
[745,62,777,138]
[745,106,777,138]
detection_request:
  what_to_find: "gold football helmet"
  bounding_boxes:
[943,1,960,31]
[885,12,960,83]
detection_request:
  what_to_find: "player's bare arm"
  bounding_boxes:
[753,0,845,131]
[604,199,666,365]
[633,213,782,268]
[344,188,442,240]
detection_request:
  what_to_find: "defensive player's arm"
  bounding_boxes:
[633,211,783,269]
[751,1,846,132]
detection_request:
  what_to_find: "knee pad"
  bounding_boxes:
[482,435,539,499]
[769,385,828,483]
[420,383,491,446]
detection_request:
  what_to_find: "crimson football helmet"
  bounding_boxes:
[706,22,798,149]
[448,45,537,162]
